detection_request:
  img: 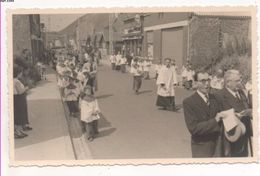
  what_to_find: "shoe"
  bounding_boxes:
[15,134,24,139]
[88,137,94,141]
[171,107,180,112]
[23,126,33,131]
[15,133,28,139]
[158,107,167,110]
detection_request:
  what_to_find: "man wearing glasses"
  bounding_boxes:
[183,71,225,158]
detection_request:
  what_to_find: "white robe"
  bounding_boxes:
[143,60,151,71]
[156,65,177,97]
[116,54,122,66]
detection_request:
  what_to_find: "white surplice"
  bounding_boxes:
[156,65,178,97]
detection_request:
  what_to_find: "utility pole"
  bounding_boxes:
[76,18,81,52]
[47,16,51,49]
[109,13,114,55]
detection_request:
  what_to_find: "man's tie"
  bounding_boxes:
[205,94,210,106]
[235,92,241,101]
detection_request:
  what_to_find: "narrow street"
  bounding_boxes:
[87,59,193,159]
[14,60,193,160]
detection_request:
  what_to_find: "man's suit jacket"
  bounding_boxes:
[215,88,251,157]
[183,92,221,158]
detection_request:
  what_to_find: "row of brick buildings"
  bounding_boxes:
[49,12,251,70]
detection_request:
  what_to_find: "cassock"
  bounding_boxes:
[156,65,178,108]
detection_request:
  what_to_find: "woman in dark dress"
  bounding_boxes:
[13,66,32,139]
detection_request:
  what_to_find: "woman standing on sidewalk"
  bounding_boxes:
[80,86,101,141]
[13,66,32,139]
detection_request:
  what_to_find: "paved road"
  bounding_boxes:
[87,60,194,159]
[14,68,75,160]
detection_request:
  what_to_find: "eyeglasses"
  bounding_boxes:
[198,78,210,84]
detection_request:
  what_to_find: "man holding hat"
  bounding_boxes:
[183,71,225,158]
[216,69,252,157]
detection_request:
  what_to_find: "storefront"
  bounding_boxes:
[122,34,142,56]
[122,14,144,56]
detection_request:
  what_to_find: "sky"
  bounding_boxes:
[40,14,84,32]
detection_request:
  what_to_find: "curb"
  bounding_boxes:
[58,77,93,160]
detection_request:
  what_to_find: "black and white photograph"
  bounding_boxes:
[9,9,256,164]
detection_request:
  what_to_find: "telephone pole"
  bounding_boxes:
[109,13,114,55]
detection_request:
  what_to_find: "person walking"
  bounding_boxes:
[120,55,127,73]
[63,76,80,117]
[184,65,195,90]
[109,53,116,70]
[115,52,122,71]
[80,86,101,141]
[154,60,162,80]
[143,58,152,80]
[131,58,143,95]
[82,59,98,94]
[156,58,178,111]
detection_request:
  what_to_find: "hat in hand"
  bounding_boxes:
[224,119,246,143]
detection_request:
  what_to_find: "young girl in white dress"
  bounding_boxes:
[80,85,101,141]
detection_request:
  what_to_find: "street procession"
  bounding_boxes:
[12,12,254,160]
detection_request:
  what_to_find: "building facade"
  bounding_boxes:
[13,14,45,64]
[142,12,251,72]
[143,13,191,70]
[121,13,145,56]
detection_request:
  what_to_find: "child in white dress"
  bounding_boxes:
[80,85,101,141]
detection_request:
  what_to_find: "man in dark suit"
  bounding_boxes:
[216,70,252,157]
[183,72,225,158]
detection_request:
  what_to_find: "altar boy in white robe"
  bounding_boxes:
[156,58,179,111]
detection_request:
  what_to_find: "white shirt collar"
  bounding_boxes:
[197,90,209,103]
[226,87,239,98]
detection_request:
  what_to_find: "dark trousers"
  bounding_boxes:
[144,71,150,79]
[121,64,126,73]
[66,101,78,114]
[85,120,98,138]
[133,76,142,91]
[86,78,95,95]
[115,65,120,71]
[191,140,217,158]
[111,63,116,70]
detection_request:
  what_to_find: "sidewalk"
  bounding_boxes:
[14,68,75,160]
